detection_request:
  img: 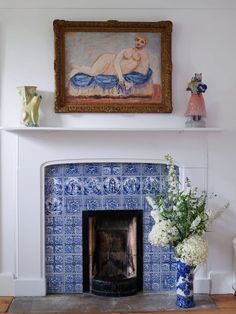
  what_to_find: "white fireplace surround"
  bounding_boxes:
[0,129,233,296]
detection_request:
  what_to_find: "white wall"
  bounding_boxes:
[0,0,236,295]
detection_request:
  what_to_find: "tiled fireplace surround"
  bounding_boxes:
[6,130,208,296]
[45,162,178,293]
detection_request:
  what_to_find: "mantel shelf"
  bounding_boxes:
[0,126,222,133]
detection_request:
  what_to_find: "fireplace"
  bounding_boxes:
[1,129,211,297]
[83,210,143,296]
[45,161,178,294]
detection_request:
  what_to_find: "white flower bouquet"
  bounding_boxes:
[147,155,229,267]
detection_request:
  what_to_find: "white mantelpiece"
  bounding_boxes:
[1,126,222,133]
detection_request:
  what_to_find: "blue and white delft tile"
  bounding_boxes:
[104,197,120,210]
[64,283,75,293]
[103,164,112,176]
[161,273,176,291]
[144,241,161,254]
[160,163,168,175]
[65,243,82,254]
[122,163,141,176]
[84,196,102,210]
[46,265,54,274]
[143,233,151,245]
[65,274,82,286]
[161,245,174,253]
[65,283,82,293]
[112,165,121,175]
[171,252,177,261]
[54,255,64,264]
[103,177,121,195]
[65,262,82,273]
[143,272,151,284]
[45,197,63,215]
[161,253,172,263]
[143,282,152,291]
[84,177,102,195]
[151,263,161,273]
[64,198,81,214]
[64,216,81,226]
[151,282,161,292]
[64,178,83,196]
[54,264,64,273]
[142,176,160,194]
[144,253,161,265]
[150,273,161,285]
[64,164,82,176]
[45,165,62,177]
[171,262,178,271]
[83,163,102,176]
[103,164,121,176]
[143,242,161,255]
[123,177,140,194]
[45,178,63,196]
[143,198,154,212]
[143,223,152,233]
[45,216,64,227]
[46,225,63,235]
[46,236,63,254]
[46,235,64,246]
[144,263,156,272]
[64,224,81,235]
[65,255,82,273]
[143,275,161,292]
[142,164,161,176]
[161,251,176,263]
[161,263,171,272]
[144,212,154,225]
[47,275,64,293]
[46,255,54,265]
[143,273,161,286]
[123,196,141,210]
[65,235,82,246]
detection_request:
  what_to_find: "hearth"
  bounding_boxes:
[82,210,143,296]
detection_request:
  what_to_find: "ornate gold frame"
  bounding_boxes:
[54,20,172,113]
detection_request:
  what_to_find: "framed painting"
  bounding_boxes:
[54,20,172,113]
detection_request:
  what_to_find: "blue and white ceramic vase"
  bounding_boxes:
[176,260,194,308]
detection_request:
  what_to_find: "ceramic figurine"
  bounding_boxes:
[17,86,42,127]
[185,73,207,127]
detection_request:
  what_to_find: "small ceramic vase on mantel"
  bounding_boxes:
[185,73,207,128]
[17,86,42,127]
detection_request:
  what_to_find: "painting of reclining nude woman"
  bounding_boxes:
[66,32,158,99]
[54,20,172,112]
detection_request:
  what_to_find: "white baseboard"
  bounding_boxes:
[194,278,210,293]
[209,271,234,294]
[14,278,46,296]
[0,273,14,296]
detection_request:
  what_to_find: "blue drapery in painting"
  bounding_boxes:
[70,68,153,89]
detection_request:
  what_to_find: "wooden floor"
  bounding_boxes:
[0,295,236,314]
